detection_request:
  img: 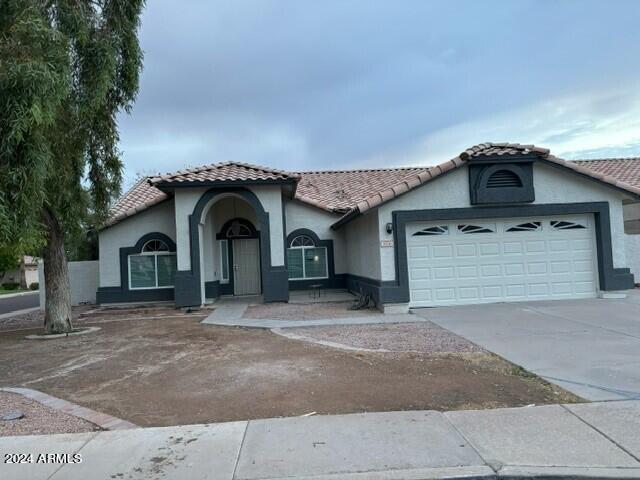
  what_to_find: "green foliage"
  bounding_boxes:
[29,282,39,290]
[0,245,20,273]
[0,0,145,244]
[1,282,20,290]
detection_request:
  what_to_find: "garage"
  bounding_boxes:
[406,214,599,307]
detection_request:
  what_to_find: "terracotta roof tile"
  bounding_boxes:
[106,179,168,227]
[293,167,432,213]
[105,145,640,228]
[572,158,640,189]
[148,161,299,184]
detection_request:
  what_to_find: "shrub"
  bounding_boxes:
[2,282,20,290]
[29,282,39,290]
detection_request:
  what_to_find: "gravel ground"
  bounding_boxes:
[244,301,381,320]
[0,392,100,437]
[281,321,485,354]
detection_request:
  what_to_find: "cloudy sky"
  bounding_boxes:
[118,0,640,186]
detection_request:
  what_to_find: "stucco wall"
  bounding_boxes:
[624,202,640,234]
[98,200,176,287]
[249,185,285,266]
[173,185,285,274]
[284,200,347,274]
[344,209,381,280]
[174,188,206,271]
[39,261,99,308]
[376,163,631,282]
[625,234,640,281]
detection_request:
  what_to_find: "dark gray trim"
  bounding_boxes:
[383,202,634,305]
[174,187,289,308]
[469,162,534,205]
[96,232,177,304]
[286,228,342,290]
[204,281,220,299]
[154,179,297,190]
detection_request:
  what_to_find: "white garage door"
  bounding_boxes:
[407,214,598,307]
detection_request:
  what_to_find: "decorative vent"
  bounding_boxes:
[458,224,495,234]
[413,225,448,236]
[550,220,586,230]
[487,170,523,188]
[506,221,541,232]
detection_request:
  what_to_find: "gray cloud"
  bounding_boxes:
[118,0,640,182]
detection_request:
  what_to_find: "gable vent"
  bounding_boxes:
[486,170,522,188]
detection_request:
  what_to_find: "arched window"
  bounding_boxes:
[290,235,315,247]
[141,239,170,252]
[129,238,176,290]
[287,233,328,280]
[225,220,253,238]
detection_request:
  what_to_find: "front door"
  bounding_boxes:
[233,238,261,295]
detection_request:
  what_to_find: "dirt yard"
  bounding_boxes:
[0,306,581,428]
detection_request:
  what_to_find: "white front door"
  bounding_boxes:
[406,214,599,307]
[233,238,261,295]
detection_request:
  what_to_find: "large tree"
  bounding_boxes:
[0,0,145,333]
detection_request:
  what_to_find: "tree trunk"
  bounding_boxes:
[42,208,73,334]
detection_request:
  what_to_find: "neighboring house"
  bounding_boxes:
[97,142,640,312]
[1,256,39,289]
[573,158,640,234]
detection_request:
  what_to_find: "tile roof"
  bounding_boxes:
[572,158,640,189]
[105,145,640,228]
[148,161,298,184]
[293,167,431,213]
[106,179,169,227]
[332,142,640,227]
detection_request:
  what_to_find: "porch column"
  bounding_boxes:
[173,189,207,308]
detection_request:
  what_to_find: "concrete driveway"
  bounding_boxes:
[414,290,640,401]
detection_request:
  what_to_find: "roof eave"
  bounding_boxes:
[330,208,360,230]
[152,178,299,192]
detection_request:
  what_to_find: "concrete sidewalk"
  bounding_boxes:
[2,401,640,479]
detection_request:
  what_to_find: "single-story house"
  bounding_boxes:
[1,256,39,289]
[97,142,640,312]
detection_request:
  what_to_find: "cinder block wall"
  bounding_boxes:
[38,261,100,310]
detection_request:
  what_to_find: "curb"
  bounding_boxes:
[0,307,40,320]
[0,387,137,431]
[0,290,39,299]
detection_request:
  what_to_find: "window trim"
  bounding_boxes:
[219,239,229,284]
[287,245,329,281]
[128,251,177,290]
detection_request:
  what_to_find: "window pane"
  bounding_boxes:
[220,240,229,281]
[304,248,327,278]
[287,249,304,279]
[130,255,156,288]
[157,254,177,287]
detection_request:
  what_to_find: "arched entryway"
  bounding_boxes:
[173,186,289,308]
